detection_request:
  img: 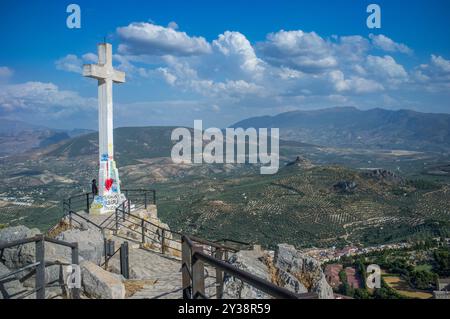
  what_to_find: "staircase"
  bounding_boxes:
[62,193,219,299]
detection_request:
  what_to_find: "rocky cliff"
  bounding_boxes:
[223,244,334,299]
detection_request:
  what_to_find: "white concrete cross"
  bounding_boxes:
[83,43,126,213]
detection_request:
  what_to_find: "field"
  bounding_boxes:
[383,275,433,299]
[156,164,450,249]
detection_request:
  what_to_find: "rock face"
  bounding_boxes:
[333,181,357,193]
[223,244,334,299]
[364,169,402,184]
[286,156,314,169]
[223,247,272,299]
[80,260,125,299]
[56,229,104,265]
[0,225,40,269]
[0,262,28,299]
[275,244,334,299]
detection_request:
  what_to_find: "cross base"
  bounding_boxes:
[90,193,127,215]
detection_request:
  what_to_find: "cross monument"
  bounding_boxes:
[83,43,126,214]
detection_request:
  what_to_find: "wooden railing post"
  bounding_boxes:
[71,243,80,299]
[104,238,108,269]
[35,235,45,299]
[86,193,90,214]
[141,220,145,245]
[120,242,129,279]
[161,229,166,254]
[182,237,192,299]
[153,190,156,205]
[144,192,147,209]
[115,209,119,233]
[191,245,205,299]
[215,248,224,299]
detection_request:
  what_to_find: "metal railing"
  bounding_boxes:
[61,189,156,217]
[58,190,315,300]
[113,198,183,255]
[0,234,79,299]
[111,197,240,258]
[181,235,318,300]
[101,239,129,279]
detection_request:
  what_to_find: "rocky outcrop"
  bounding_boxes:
[0,226,40,269]
[364,169,402,184]
[0,262,28,299]
[56,229,105,265]
[286,156,314,169]
[223,244,334,299]
[275,244,334,299]
[0,225,104,295]
[333,181,357,193]
[80,260,125,299]
[223,247,272,299]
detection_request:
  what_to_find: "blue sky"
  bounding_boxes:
[0,0,449,129]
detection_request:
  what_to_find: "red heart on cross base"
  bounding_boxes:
[105,178,114,191]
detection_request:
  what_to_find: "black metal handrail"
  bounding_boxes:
[67,210,104,232]
[113,200,182,254]
[0,234,79,299]
[114,200,239,257]
[61,189,156,218]
[60,189,237,259]
[181,235,318,300]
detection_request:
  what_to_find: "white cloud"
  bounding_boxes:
[0,66,13,79]
[212,31,265,78]
[167,21,179,30]
[47,23,450,123]
[428,54,450,75]
[366,55,408,81]
[333,36,370,63]
[152,31,267,98]
[329,70,384,94]
[117,22,211,56]
[413,55,450,91]
[369,34,412,54]
[55,54,83,73]
[82,52,97,63]
[277,67,305,80]
[257,30,337,73]
[0,82,95,116]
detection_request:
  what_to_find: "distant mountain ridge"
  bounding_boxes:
[0,118,46,135]
[0,118,94,157]
[232,107,450,152]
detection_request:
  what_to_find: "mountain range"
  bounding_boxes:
[233,107,450,152]
[0,119,94,157]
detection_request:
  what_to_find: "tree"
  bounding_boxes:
[434,248,450,276]
[409,270,437,290]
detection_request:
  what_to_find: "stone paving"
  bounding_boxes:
[106,239,217,299]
